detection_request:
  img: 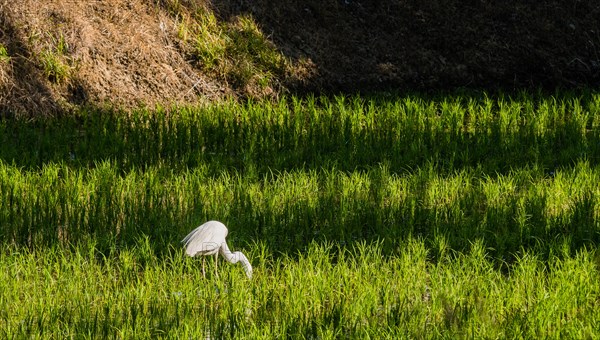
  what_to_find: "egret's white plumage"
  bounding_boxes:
[182,220,253,279]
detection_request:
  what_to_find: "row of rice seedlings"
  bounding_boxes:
[1,159,598,259]
[1,238,598,338]
[1,92,598,173]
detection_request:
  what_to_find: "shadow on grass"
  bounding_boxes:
[1,91,599,261]
[1,91,599,176]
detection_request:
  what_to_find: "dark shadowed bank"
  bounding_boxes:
[215,0,600,92]
[1,0,600,115]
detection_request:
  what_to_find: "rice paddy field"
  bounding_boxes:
[1,91,600,338]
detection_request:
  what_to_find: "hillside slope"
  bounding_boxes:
[1,0,599,115]
[0,0,229,114]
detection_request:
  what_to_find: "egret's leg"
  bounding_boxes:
[214,253,219,278]
[202,257,206,278]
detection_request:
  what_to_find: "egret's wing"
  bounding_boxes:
[182,221,228,256]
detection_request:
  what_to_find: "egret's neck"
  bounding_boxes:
[219,242,253,278]
[219,242,235,262]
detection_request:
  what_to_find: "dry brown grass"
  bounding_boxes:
[1,0,228,115]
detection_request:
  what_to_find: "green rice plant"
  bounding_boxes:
[2,91,600,337]
[1,92,598,174]
[0,91,599,255]
[1,156,599,261]
[1,238,599,338]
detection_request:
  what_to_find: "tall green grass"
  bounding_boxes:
[1,92,599,174]
[0,158,598,258]
[1,91,600,337]
[1,239,598,338]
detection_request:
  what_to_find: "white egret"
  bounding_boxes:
[182,220,253,279]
